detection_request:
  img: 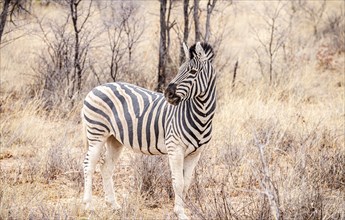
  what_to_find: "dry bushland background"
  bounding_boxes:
[0,0,344,219]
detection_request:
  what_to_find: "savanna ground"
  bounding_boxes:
[0,1,344,219]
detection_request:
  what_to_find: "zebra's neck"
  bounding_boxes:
[175,71,216,134]
[191,76,216,124]
[163,75,216,149]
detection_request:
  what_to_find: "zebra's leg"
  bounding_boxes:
[100,136,123,210]
[83,139,106,211]
[183,151,201,197]
[167,145,189,220]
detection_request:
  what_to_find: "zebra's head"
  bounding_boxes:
[164,42,215,106]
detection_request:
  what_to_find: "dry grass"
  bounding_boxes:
[1,1,344,219]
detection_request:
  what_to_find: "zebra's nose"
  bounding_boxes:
[164,83,180,105]
[165,83,176,98]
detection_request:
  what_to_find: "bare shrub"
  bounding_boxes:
[30,203,70,220]
[100,1,144,83]
[132,154,172,206]
[316,43,337,70]
[187,150,239,219]
[251,128,281,220]
[33,1,95,110]
[21,158,41,184]
[297,0,327,40]
[34,16,73,110]
[316,10,345,70]
[319,153,345,189]
[187,115,345,219]
[45,144,66,181]
[252,2,290,86]
[309,130,345,190]
[44,143,83,184]
[0,0,32,47]
[221,143,243,172]
[323,11,345,53]
[189,150,273,219]
[284,183,326,220]
[190,185,239,220]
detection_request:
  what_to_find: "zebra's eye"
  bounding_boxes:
[190,69,198,74]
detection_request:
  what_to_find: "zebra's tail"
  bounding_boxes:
[81,110,88,150]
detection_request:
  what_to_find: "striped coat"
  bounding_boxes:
[83,81,216,153]
[83,42,216,220]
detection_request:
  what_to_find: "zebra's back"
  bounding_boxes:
[82,82,168,155]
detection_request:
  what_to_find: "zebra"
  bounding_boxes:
[82,42,216,220]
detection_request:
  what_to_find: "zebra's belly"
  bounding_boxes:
[115,135,168,155]
[129,142,168,155]
[112,118,168,155]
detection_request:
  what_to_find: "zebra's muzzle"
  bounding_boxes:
[164,83,181,106]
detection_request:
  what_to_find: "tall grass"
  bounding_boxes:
[1,66,344,220]
[1,1,344,219]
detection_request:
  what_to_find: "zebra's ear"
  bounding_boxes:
[195,42,207,62]
[183,42,190,60]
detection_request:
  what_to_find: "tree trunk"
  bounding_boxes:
[0,0,11,44]
[70,0,82,93]
[156,0,167,93]
[193,0,201,42]
[166,0,172,57]
[179,0,189,65]
[268,17,275,85]
[205,0,217,42]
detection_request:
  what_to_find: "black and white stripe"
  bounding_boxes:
[82,42,216,220]
[83,82,168,155]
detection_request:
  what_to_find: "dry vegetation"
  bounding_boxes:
[1,1,344,219]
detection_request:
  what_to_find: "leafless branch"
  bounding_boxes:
[251,1,289,85]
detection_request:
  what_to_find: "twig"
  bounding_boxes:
[231,60,238,91]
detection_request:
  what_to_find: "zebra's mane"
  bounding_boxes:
[189,42,214,62]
